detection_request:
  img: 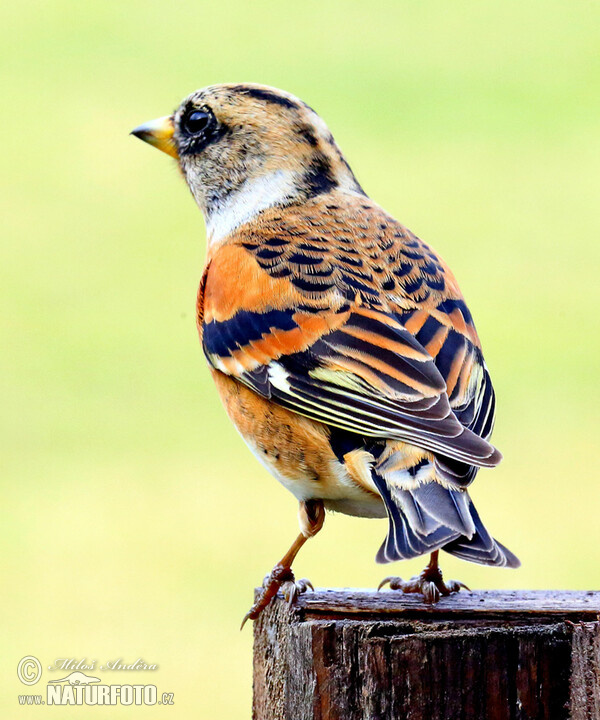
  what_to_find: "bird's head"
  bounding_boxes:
[132,83,363,244]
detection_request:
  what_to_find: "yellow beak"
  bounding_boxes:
[130,116,178,159]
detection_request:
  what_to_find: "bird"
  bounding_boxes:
[131,83,519,625]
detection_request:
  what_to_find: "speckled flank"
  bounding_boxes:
[211,370,385,518]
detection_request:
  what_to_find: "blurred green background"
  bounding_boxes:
[2,0,599,717]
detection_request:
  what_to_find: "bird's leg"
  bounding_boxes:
[378,550,470,604]
[241,499,325,628]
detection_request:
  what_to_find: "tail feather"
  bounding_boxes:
[411,482,475,537]
[443,500,521,568]
[373,470,460,563]
[373,469,519,568]
[376,491,459,563]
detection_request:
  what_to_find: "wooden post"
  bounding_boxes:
[253,589,600,720]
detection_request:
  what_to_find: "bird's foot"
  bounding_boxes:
[378,563,469,605]
[281,576,314,605]
[241,566,313,629]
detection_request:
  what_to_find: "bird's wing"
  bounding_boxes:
[200,203,499,469]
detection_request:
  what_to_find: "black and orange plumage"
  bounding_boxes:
[132,83,519,621]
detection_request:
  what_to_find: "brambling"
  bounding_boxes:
[132,83,519,624]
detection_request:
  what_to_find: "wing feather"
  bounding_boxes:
[203,302,499,466]
[200,201,500,469]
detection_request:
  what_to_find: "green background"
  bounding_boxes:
[2,1,599,716]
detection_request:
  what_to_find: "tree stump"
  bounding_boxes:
[252,589,600,720]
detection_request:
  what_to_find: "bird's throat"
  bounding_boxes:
[204,169,299,247]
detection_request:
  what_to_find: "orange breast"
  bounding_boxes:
[211,369,334,485]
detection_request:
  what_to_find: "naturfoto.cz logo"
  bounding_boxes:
[17,656,174,707]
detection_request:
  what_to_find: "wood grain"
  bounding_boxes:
[253,590,600,720]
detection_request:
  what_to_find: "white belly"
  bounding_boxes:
[243,433,386,518]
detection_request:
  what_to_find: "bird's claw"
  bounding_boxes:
[377,576,395,591]
[240,568,313,629]
[378,568,469,605]
[282,577,314,606]
[445,579,470,594]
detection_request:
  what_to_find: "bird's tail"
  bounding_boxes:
[372,470,520,568]
[443,498,520,567]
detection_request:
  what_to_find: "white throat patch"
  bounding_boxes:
[205,170,297,247]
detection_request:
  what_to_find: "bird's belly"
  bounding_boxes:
[211,370,386,517]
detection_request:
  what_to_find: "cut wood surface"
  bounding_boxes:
[252,589,600,720]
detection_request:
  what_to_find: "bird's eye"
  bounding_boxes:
[183,109,212,135]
